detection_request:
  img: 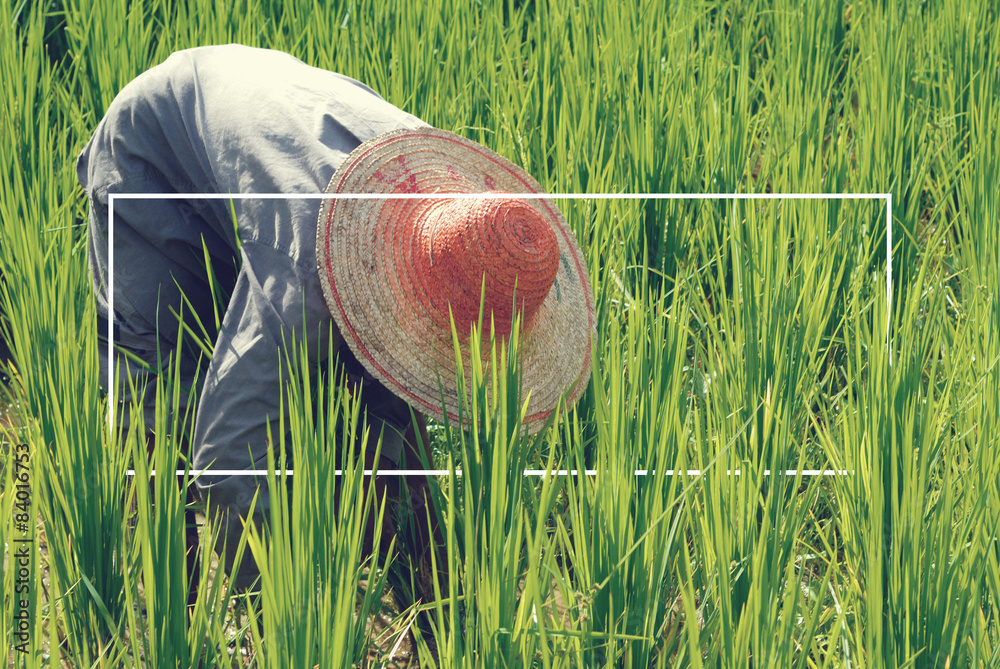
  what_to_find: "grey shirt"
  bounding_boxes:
[78,45,428,531]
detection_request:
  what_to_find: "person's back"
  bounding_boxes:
[80,44,427,415]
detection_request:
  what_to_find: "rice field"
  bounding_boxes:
[1,0,999,666]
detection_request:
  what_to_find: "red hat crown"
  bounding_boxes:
[413,194,559,341]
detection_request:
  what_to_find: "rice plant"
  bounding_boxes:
[3,0,1000,666]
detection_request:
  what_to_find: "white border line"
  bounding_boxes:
[139,468,856,477]
[110,192,891,478]
[109,192,890,201]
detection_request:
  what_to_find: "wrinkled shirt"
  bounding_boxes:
[77,45,428,522]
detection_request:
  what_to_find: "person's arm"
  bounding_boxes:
[190,238,331,587]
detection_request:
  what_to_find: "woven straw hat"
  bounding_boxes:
[316,127,594,434]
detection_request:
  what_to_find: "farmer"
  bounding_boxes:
[77,44,594,596]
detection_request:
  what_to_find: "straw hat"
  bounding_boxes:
[316,127,594,434]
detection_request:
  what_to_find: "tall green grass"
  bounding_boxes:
[240,333,401,666]
[3,0,1000,666]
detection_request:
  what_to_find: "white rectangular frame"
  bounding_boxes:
[110,192,891,477]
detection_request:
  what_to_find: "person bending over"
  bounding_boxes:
[77,44,594,600]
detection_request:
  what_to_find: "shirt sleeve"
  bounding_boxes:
[190,238,332,516]
[189,235,415,541]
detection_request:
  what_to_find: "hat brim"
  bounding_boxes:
[317,127,594,434]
